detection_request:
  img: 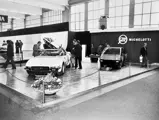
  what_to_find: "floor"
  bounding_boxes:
[0,59,157,104]
[45,69,159,120]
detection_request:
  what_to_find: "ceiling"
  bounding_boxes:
[0,0,68,19]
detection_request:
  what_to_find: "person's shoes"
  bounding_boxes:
[78,67,82,69]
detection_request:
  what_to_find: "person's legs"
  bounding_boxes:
[10,57,16,69]
[78,57,82,69]
[75,57,78,69]
[3,58,10,68]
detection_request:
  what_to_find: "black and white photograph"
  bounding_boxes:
[0,0,159,120]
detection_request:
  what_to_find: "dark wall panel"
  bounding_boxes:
[0,22,69,37]
[91,31,159,63]
[67,31,91,57]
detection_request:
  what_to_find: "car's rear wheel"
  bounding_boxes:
[118,61,123,69]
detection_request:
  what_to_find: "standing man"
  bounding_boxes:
[140,43,148,67]
[15,40,20,54]
[3,40,16,69]
[73,39,82,69]
[32,41,41,57]
[19,40,23,53]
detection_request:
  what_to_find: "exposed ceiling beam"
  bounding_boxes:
[42,0,68,6]
[6,0,65,11]
[0,10,25,19]
[0,0,42,15]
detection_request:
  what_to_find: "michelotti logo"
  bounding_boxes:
[118,34,128,44]
[118,34,152,44]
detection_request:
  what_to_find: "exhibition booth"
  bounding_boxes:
[0,22,159,120]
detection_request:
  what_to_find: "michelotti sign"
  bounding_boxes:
[0,15,8,23]
[118,34,152,45]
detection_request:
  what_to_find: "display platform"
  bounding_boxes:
[0,60,158,103]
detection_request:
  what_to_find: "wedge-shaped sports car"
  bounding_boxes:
[25,48,71,76]
[25,37,71,76]
[99,47,127,69]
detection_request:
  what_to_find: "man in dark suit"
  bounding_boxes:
[140,43,148,67]
[3,40,16,69]
[73,39,82,69]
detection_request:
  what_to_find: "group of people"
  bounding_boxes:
[15,40,23,54]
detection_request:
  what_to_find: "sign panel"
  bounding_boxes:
[0,15,8,23]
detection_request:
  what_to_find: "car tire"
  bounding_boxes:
[118,61,123,69]
[57,63,65,76]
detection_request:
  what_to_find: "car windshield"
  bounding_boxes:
[40,49,61,56]
[104,48,120,55]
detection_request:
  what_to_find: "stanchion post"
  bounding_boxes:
[129,62,131,78]
[42,77,45,104]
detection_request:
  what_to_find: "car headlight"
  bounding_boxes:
[116,61,119,63]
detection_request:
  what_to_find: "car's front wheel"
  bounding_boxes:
[57,63,65,76]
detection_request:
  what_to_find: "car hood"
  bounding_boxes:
[26,56,63,67]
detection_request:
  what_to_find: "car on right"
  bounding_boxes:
[99,47,127,69]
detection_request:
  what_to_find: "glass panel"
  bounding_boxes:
[76,14,79,21]
[142,14,150,25]
[79,4,85,12]
[123,5,129,16]
[135,0,143,3]
[71,14,75,22]
[143,0,151,2]
[88,20,93,29]
[151,13,159,25]
[116,7,122,16]
[122,16,129,26]
[80,21,84,30]
[151,1,159,13]
[134,25,142,28]
[100,9,105,16]
[88,2,93,11]
[71,22,75,30]
[150,24,159,27]
[94,19,99,29]
[80,13,85,21]
[115,17,122,26]
[134,15,142,25]
[76,22,80,29]
[100,0,105,9]
[94,1,100,10]
[116,0,122,6]
[94,10,100,19]
[88,11,93,20]
[110,0,116,7]
[143,2,151,14]
[108,17,115,28]
[135,4,142,14]
[109,8,115,17]
[123,0,130,5]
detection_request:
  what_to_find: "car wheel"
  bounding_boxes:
[118,61,122,69]
[58,63,65,76]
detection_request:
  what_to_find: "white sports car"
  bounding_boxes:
[25,48,71,76]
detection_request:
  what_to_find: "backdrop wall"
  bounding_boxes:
[91,31,159,63]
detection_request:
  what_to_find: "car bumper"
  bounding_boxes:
[100,59,120,67]
[25,66,59,75]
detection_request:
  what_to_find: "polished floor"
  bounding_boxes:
[0,60,157,103]
[45,69,159,120]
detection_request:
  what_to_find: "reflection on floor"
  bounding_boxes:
[0,61,158,103]
[0,50,33,64]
